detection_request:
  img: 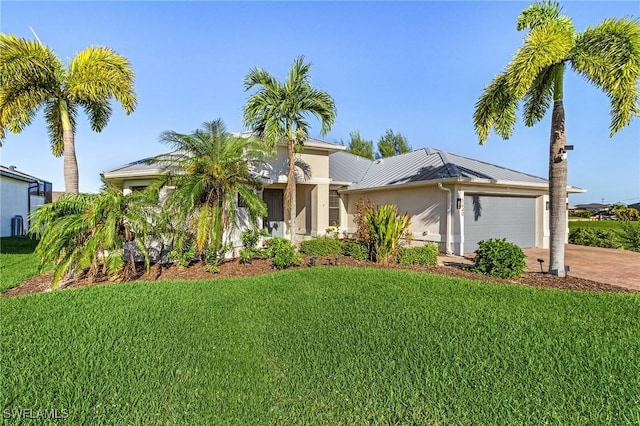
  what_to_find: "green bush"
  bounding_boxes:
[569,227,621,249]
[264,237,302,270]
[238,229,267,264]
[169,240,197,269]
[342,240,370,261]
[397,244,438,266]
[619,220,640,252]
[300,237,343,256]
[569,210,593,219]
[238,248,255,264]
[472,238,526,279]
[365,204,411,264]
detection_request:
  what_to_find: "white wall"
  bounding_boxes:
[0,177,29,237]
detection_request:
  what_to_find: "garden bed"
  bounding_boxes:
[3,253,633,297]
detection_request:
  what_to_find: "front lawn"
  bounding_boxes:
[0,236,41,293]
[2,268,639,424]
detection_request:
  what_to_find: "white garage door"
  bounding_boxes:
[464,195,536,253]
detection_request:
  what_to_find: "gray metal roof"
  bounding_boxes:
[331,148,550,190]
[329,151,373,183]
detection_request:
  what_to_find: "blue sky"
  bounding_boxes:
[2,1,639,205]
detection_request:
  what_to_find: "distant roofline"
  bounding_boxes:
[0,165,51,184]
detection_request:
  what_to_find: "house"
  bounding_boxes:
[0,165,53,237]
[573,203,610,213]
[102,139,585,255]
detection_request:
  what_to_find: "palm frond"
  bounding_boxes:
[473,72,519,144]
[522,65,556,126]
[44,99,77,156]
[67,46,137,114]
[517,1,562,31]
[0,34,62,142]
[506,19,575,99]
[570,17,640,136]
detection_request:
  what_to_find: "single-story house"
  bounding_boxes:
[0,165,53,237]
[102,138,585,255]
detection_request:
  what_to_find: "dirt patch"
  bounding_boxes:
[3,255,635,298]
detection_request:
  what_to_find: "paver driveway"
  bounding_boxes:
[522,244,640,291]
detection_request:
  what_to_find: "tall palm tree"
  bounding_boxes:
[29,185,157,288]
[243,56,337,242]
[0,34,136,193]
[153,118,268,263]
[473,1,640,276]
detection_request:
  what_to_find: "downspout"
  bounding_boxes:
[438,183,452,255]
[28,180,39,233]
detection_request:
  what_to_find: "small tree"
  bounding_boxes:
[344,130,374,159]
[376,129,411,158]
[29,186,157,288]
[353,195,374,243]
[152,119,268,265]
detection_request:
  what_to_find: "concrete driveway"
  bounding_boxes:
[522,245,640,291]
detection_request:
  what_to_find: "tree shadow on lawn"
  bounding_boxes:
[0,236,39,254]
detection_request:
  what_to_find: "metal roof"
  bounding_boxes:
[0,165,51,184]
[332,148,552,190]
[328,151,373,183]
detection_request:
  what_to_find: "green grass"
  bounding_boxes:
[569,220,623,232]
[2,268,639,424]
[0,236,42,293]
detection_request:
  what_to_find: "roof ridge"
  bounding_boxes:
[434,148,546,181]
[436,150,461,178]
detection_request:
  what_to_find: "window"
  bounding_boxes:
[329,190,340,226]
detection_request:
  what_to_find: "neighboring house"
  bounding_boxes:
[0,165,53,237]
[103,139,585,255]
[574,203,610,213]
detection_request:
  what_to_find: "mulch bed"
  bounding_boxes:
[2,255,635,298]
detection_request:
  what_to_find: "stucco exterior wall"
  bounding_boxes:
[256,146,331,183]
[0,177,29,237]
[345,186,447,246]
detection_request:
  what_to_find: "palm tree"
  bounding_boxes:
[153,118,268,263]
[29,185,157,288]
[0,34,136,193]
[243,56,337,242]
[473,1,640,276]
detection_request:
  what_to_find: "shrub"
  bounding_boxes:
[238,248,255,264]
[353,195,375,243]
[238,229,267,264]
[342,240,369,261]
[264,237,302,270]
[365,204,411,264]
[169,240,197,269]
[300,237,343,256]
[569,227,621,249]
[397,244,438,266]
[569,210,592,219]
[472,238,526,279]
[619,220,640,252]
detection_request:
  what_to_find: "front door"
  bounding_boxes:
[263,189,285,237]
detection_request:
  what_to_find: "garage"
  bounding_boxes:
[464,195,536,253]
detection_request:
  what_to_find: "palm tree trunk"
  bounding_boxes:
[548,70,567,277]
[60,100,79,193]
[287,139,296,242]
